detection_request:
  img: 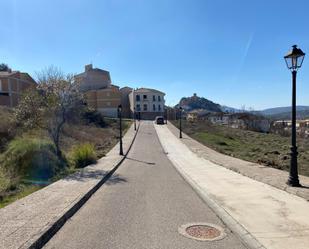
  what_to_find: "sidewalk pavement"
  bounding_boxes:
[0,123,138,249]
[167,122,309,201]
[155,124,309,249]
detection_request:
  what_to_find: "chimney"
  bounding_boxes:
[85,64,93,72]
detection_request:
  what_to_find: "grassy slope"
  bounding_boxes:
[173,120,309,177]
[0,108,131,208]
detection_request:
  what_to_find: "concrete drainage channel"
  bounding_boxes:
[178,223,226,242]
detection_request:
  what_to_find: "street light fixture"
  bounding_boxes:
[118,104,124,156]
[284,45,305,187]
[179,107,183,138]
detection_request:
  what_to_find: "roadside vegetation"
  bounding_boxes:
[173,120,309,177]
[0,67,131,208]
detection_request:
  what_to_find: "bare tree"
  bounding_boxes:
[240,105,246,113]
[15,66,83,158]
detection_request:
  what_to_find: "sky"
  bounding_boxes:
[1,0,309,110]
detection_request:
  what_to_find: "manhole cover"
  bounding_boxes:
[178,223,226,241]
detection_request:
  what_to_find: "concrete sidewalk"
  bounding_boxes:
[155,124,309,249]
[0,123,138,249]
[167,122,309,201]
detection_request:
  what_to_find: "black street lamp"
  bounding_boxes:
[133,107,136,131]
[284,45,305,187]
[179,107,183,138]
[118,105,124,156]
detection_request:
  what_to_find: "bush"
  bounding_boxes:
[70,143,97,168]
[83,109,106,127]
[0,137,63,182]
[0,169,10,195]
[0,106,16,151]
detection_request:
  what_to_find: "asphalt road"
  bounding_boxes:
[44,121,246,249]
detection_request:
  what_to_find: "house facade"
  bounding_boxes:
[84,85,121,117]
[0,70,36,107]
[129,88,165,120]
[207,112,271,133]
[75,64,111,92]
[120,87,133,118]
[75,64,121,117]
[187,111,198,122]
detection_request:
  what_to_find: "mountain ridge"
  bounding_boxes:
[175,94,309,119]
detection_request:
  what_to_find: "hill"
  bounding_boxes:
[259,106,309,116]
[265,109,309,120]
[176,93,222,112]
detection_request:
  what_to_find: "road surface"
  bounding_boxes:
[44,121,246,249]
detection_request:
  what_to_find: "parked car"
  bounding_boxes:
[155,116,165,125]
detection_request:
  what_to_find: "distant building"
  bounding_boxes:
[84,85,121,117]
[120,87,133,118]
[0,69,36,107]
[271,119,309,137]
[129,88,165,120]
[187,110,198,122]
[75,64,111,92]
[207,112,270,133]
[75,64,121,117]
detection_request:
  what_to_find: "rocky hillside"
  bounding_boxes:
[176,93,222,112]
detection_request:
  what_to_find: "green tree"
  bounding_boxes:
[0,63,10,71]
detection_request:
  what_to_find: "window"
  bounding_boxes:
[158,104,161,111]
[136,104,141,111]
[143,104,147,111]
[136,95,140,101]
[158,95,161,102]
[153,95,156,101]
[106,92,110,97]
[153,104,156,111]
[143,94,147,100]
[107,102,111,106]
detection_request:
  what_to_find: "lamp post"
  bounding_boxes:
[133,107,136,131]
[284,45,305,187]
[118,105,124,156]
[179,107,183,138]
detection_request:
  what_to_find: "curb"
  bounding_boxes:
[155,124,266,249]
[29,123,140,249]
[172,164,266,249]
[166,122,309,202]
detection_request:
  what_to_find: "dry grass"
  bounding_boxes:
[173,120,309,177]
[0,107,132,208]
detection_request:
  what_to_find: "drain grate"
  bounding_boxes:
[178,223,226,241]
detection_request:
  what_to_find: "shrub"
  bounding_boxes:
[0,169,10,195]
[0,106,16,151]
[0,137,63,182]
[83,109,106,127]
[70,143,97,168]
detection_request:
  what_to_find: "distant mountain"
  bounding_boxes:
[262,109,309,120]
[259,106,309,116]
[176,93,222,112]
[175,93,309,120]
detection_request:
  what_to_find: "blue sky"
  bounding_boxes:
[1,0,308,110]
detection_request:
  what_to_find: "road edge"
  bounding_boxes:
[154,124,266,249]
[29,122,140,249]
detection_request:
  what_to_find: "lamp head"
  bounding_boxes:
[284,45,305,71]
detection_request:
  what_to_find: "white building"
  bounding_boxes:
[129,88,165,120]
